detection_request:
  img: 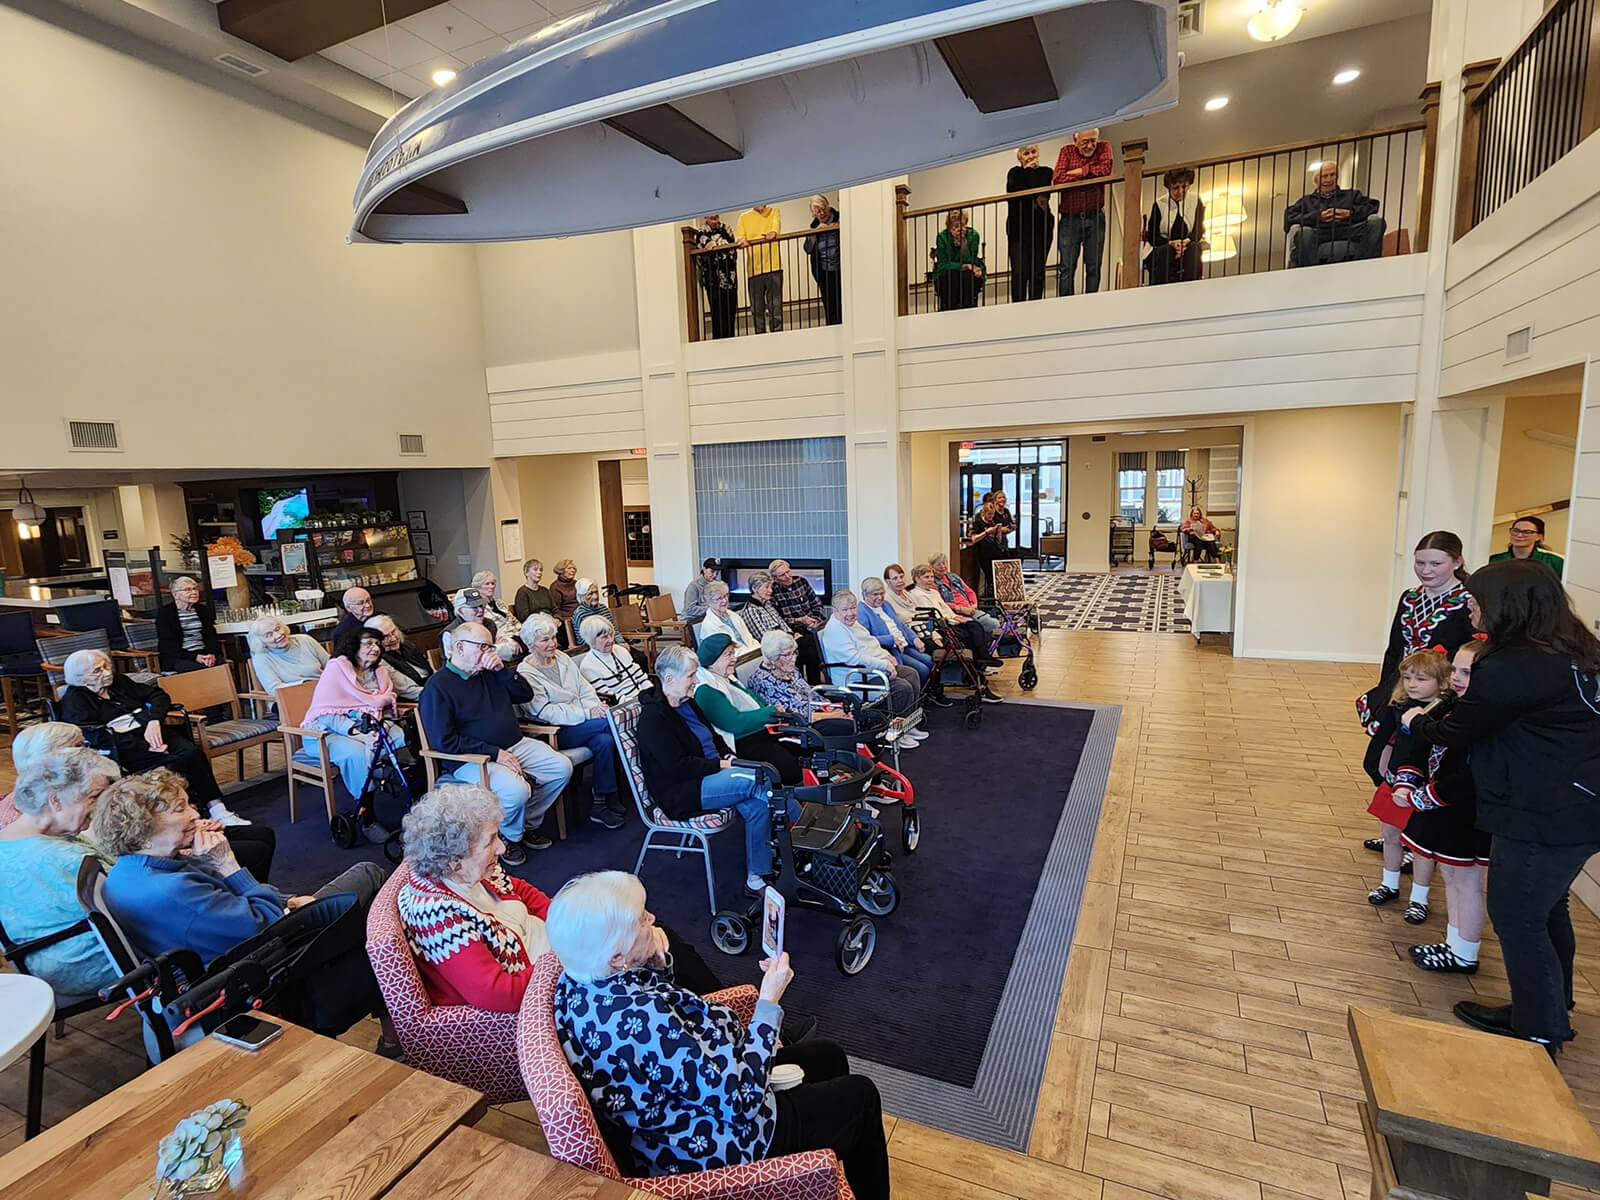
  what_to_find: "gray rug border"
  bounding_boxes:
[857,698,1120,1151]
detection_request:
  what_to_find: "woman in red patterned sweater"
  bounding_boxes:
[398,784,727,1011]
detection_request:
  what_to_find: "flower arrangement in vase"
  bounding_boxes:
[204,536,257,567]
[153,1098,249,1197]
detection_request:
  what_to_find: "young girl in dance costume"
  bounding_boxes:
[1363,647,1452,920]
[1397,636,1492,973]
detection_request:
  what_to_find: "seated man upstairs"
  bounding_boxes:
[817,590,927,734]
[333,587,375,643]
[419,622,572,865]
[1284,162,1385,266]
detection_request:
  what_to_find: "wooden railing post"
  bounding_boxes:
[1453,59,1500,241]
[1582,0,1600,140]
[1416,81,1441,252]
[1119,138,1148,290]
[894,183,911,317]
[681,225,702,343]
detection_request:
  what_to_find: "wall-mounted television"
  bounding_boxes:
[258,487,310,539]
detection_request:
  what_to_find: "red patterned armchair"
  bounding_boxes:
[518,952,855,1199]
[365,861,527,1105]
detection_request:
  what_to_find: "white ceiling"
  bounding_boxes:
[1178,0,1432,67]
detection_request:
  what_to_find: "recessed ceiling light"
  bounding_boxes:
[431,68,458,86]
[1247,1,1304,42]
[1332,68,1361,85]
[1204,95,1229,111]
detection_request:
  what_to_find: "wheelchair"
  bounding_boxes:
[707,738,894,976]
[807,672,921,854]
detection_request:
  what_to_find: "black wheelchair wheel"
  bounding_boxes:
[857,868,899,917]
[1018,662,1038,691]
[710,910,750,956]
[835,916,877,976]
[901,807,921,854]
[330,812,359,849]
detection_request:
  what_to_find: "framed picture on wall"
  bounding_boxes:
[413,530,433,555]
[406,510,428,532]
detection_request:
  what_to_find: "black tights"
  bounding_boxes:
[767,1039,889,1200]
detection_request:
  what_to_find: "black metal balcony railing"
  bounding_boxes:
[681,223,842,341]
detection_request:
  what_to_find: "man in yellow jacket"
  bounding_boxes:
[736,204,783,333]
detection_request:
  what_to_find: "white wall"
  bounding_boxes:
[0,5,489,474]
[686,330,847,445]
[475,233,641,367]
[488,351,646,458]
[396,469,495,592]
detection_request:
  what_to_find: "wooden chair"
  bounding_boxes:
[241,661,278,720]
[275,680,339,823]
[158,665,279,782]
[610,602,657,659]
[644,594,686,642]
[515,719,594,842]
[426,647,443,671]
[414,710,491,791]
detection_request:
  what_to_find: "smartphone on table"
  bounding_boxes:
[761,886,786,960]
[212,1013,283,1052]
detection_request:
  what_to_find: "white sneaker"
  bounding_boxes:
[895,736,920,750]
[903,729,929,742]
[745,873,767,893]
[209,801,250,827]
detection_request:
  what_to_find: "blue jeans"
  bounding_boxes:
[895,645,932,683]
[701,768,800,878]
[453,736,571,842]
[1056,210,1106,295]
[557,717,618,799]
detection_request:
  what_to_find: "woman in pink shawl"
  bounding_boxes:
[303,626,409,802]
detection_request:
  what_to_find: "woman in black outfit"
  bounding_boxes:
[1005,144,1054,303]
[1406,561,1600,1055]
[1145,167,1204,286]
[155,575,221,673]
[803,195,843,326]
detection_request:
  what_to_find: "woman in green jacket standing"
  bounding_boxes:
[1489,515,1565,576]
[934,207,985,310]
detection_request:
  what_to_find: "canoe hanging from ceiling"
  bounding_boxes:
[350,0,1176,244]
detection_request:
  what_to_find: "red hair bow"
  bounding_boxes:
[1431,646,1447,655]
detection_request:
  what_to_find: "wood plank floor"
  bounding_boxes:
[5,622,1600,1199]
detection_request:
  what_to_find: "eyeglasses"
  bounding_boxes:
[457,639,494,651]
[1509,526,1539,536]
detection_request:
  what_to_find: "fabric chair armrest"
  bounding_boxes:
[633,1150,853,1200]
[705,984,758,1024]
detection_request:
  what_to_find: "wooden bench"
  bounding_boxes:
[1349,1005,1600,1200]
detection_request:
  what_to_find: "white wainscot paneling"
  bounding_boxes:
[895,256,1427,431]
[488,350,644,456]
[686,327,846,444]
[1441,135,1600,396]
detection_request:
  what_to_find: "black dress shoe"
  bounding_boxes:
[1453,1000,1515,1036]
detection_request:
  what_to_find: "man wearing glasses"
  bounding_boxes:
[419,622,572,864]
[1489,516,1566,576]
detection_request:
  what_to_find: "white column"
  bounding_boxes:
[839,178,906,586]
[633,223,697,608]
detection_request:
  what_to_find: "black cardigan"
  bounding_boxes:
[59,677,172,756]
[155,601,220,670]
[635,687,732,820]
[1409,644,1600,845]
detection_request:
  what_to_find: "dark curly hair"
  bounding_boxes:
[334,624,386,672]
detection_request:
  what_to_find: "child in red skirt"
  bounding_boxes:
[1398,637,1492,972]
[1362,647,1452,919]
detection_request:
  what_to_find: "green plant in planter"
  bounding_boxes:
[154,1098,250,1195]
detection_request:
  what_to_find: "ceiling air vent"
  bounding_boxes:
[1177,0,1204,38]
[398,433,427,456]
[1505,325,1533,361]
[66,419,121,452]
[214,53,268,78]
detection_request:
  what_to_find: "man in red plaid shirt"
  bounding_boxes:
[1052,129,1114,296]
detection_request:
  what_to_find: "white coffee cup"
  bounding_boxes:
[769,1063,805,1091]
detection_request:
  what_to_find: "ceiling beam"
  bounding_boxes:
[372,181,468,216]
[216,0,445,62]
[603,105,743,165]
[934,18,1058,114]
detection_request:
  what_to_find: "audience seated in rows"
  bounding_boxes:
[1145,167,1203,286]
[681,558,720,619]
[156,576,221,674]
[1285,162,1385,267]
[907,565,1004,674]
[420,621,571,864]
[517,613,628,831]
[931,553,1000,639]
[636,646,801,894]
[247,616,329,695]
[737,571,789,643]
[577,618,653,704]
[471,570,516,630]
[512,558,556,624]
[303,626,411,803]
[933,207,985,311]
[95,768,389,1043]
[547,870,889,1198]
[0,721,87,825]
[699,580,761,658]
[333,587,374,642]
[441,587,521,662]
[58,648,246,825]
[747,630,816,714]
[549,559,581,625]
[819,590,926,736]
[365,613,434,701]
[695,634,802,785]
[768,559,827,682]
[857,576,937,694]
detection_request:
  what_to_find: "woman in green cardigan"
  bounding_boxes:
[1489,515,1565,575]
[933,207,985,311]
[693,634,800,784]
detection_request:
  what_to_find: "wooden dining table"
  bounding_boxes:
[384,1125,648,1198]
[0,1015,485,1200]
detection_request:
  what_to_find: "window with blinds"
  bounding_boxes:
[1208,445,1241,512]
[1155,449,1186,524]
[1116,451,1147,525]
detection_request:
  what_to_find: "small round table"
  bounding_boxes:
[0,974,57,1139]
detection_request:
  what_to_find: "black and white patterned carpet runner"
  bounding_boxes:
[1021,571,1192,633]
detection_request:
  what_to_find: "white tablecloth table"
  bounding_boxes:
[1178,564,1234,639]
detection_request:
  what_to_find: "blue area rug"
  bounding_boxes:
[224,697,1118,1152]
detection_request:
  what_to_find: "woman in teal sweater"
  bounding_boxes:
[693,634,800,784]
[933,207,985,311]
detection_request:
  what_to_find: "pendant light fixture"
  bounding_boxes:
[13,479,45,524]
[1247,1,1305,43]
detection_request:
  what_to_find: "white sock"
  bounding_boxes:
[1446,925,1480,963]
[1409,884,1430,906]
[1382,869,1401,890]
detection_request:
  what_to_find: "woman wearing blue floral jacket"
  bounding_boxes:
[547,871,889,1198]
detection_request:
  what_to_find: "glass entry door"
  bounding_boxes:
[958,442,1064,569]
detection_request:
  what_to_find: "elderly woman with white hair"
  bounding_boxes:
[568,578,613,649]
[857,576,938,697]
[366,613,433,702]
[577,615,652,704]
[747,629,815,716]
[155,575,221,673]
[517,613,629,830]
[0,721,86,826]
[803,193,843,326]
[247,614,329,695]
[699,580,760,657]
[548,871,888,1197]
[471,570,515,629]
[909,563,1003,677]
[638,646,801,893]
[57,647,243,823]
[818,590,927,741]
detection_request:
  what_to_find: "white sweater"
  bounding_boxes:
[699,607,760,654]
[516,652,601,726]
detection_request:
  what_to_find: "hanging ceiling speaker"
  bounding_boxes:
[350,0,1177,244]
[13,479,45,524]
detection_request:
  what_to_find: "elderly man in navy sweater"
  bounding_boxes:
[419,622,571,865]
[1284,162,1386,267]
